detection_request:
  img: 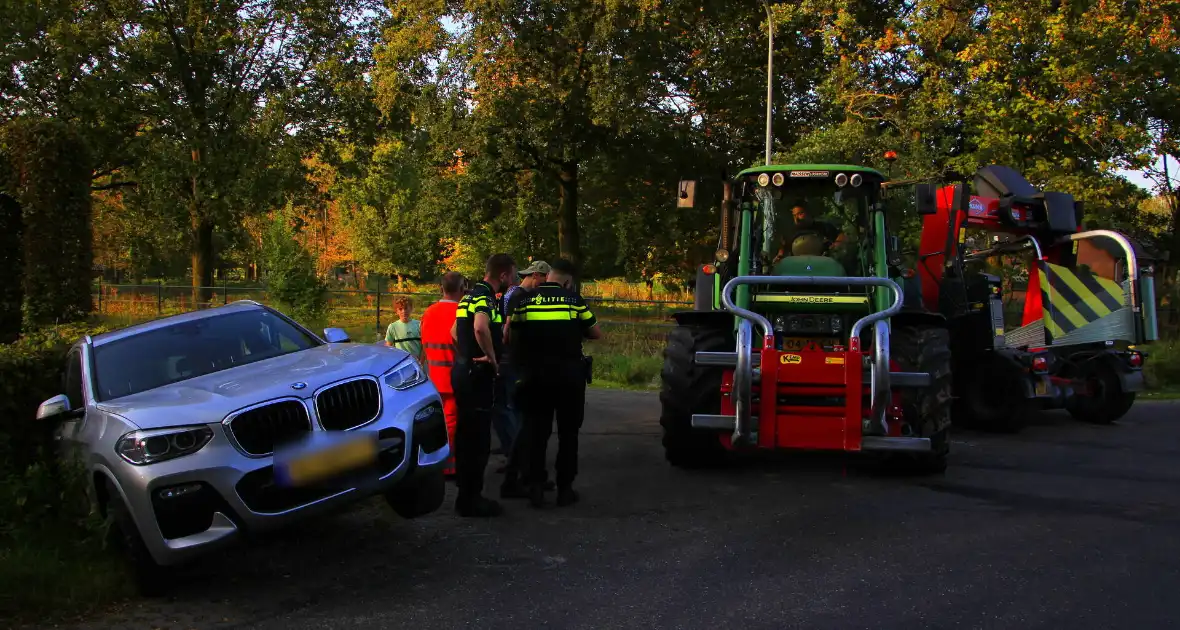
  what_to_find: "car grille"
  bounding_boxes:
[226,400,311,456]
[316,378,381,431]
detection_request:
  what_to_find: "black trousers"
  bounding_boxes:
[517,363,586,489]
[451,362,496,503]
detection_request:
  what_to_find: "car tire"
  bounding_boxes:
[103,481,172,597]
[385,469,446,519]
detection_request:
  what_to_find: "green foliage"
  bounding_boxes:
[263,205,328,322]
[0,322,126,622]
[1,118,93,326]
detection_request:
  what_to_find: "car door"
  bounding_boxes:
[56,348,88,454]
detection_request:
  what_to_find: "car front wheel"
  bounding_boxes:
[103,480,172,597]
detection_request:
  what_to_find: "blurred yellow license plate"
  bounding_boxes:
[1035,378,1050,396]
[781,337,839,352]
[277,434,378,487]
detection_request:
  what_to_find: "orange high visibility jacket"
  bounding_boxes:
[420,300,459,394]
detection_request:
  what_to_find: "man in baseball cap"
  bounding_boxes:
[517,260,551,279]
[495,259,554,495]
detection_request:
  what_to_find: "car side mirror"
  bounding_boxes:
[915,183,937,215]
[323,328,351,343]
[36,394,72,421]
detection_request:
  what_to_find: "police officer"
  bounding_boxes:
[450,253,517,517]
[508,259,602,507]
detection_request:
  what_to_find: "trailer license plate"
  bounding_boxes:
[781,337,839,352]
[1035,378,1050,397]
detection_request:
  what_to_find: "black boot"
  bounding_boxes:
[556,486,579,507]
[455,495,503,517]
[528,484,549,509]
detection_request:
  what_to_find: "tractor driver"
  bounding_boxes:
[773,202,847,263]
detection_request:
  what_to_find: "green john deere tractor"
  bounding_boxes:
[660,164,953,472]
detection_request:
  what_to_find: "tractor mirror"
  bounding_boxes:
[677,180,697,208]
[915,184,937,215]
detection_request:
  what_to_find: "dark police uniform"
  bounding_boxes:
[508,282,597,494]
[451,280,505,509]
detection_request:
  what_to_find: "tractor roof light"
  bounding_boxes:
[884,150,898,162]
[850,173,863,187]
[772,172,785,186]
[835,173,848,187]
[757,173,771,187]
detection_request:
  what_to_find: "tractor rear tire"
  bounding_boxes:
[890,325,953,474]
[1067,359,1136,424]
[659,324,732,468]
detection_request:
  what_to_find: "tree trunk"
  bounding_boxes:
[557,164,582,272]
[191,215,215,307]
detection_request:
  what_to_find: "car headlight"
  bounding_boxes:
[116,426,214,466]
[383,358,428,391]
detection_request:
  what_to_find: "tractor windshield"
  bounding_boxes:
[756,189,865,273]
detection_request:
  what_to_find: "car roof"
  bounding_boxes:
[88,300,270,347]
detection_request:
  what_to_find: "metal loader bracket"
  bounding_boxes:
[696,275,908,447]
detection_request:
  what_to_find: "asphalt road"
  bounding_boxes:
[61,391,1180,630]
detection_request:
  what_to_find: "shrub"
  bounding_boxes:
[1144,338,1180,390]
[262,205,327,323]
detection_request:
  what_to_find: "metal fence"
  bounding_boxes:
[91,281,1180,341]
[92,282,691,340]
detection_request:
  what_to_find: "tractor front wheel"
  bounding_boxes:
[659,324,732,468]
[890,324,953,474]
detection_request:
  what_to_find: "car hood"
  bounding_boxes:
[97,343,410,429]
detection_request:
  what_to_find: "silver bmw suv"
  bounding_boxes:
[35,300,449,593]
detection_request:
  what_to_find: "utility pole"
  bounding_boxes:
[763,0,790,166]
[764,1,774,166]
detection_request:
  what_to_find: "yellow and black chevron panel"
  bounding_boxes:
[1037,261,1129,343]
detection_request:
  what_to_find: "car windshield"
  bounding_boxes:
[93,309,321,401]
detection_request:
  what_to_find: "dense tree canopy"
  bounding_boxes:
[0,0,1175,291]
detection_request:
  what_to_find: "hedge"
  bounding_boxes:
[0,193,21,342]
[0,323,110,533]
[0,118,94,328]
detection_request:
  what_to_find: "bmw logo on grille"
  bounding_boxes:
[291,382,307,390]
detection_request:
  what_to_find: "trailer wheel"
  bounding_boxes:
[955,357,1031,433]
[891,325,953,474]
[1068,359,1136,424]
[660,324,732,468]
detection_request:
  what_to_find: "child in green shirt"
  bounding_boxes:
[385,296,423,360]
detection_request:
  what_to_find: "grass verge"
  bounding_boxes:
[0,530,131,625]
